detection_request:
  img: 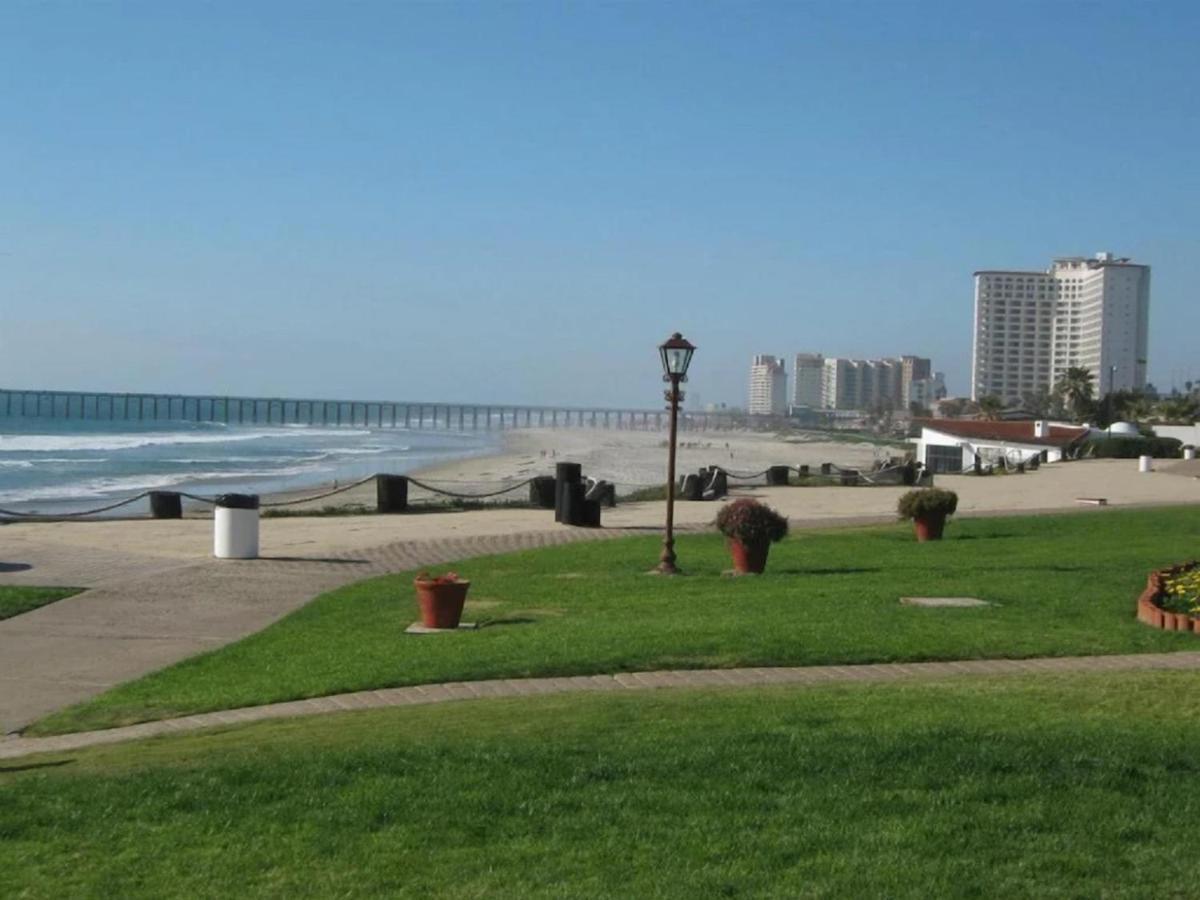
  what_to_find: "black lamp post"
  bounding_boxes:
[1107,364,1118,433]
[658,332,695,574]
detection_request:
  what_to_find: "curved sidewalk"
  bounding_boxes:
[4,651,1200,761]
[0,518,685,734]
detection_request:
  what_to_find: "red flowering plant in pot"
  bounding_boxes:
[897,488,958,542]
[413,571,471,629]
[715,498,789,574]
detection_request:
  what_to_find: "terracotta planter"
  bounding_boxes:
[912,512,947,542]
[413,578,470,629]
[728,538,771,574]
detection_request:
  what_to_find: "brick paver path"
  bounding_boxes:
[0,521,701,733]
[3,651,1199,760]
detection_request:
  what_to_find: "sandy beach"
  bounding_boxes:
[265,427,900,512]
[5,427,1199,560]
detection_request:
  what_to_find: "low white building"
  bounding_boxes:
[914,419,1090,473]
[1153,423,1200,446]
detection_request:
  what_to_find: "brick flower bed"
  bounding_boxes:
[1136,561,1200,633]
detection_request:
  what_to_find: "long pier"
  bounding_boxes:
[0,387,734,431]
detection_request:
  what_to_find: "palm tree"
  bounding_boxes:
[975,395,1005,421]
[1054,367,1095,422]
[1020,389,1054,418]
[1156,396,1199,424]
[938,398,968,419]
[1124,394,1155,423]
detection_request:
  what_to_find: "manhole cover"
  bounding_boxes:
[900,597,991,608]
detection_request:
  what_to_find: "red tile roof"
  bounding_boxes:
[916,418,1090,447]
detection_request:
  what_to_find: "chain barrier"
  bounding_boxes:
[176,492,217,505]
[406,476,534,500]
[0,459,910,521]
[0,491,153,520]
[721,468,771,480]
[258,474,378,508]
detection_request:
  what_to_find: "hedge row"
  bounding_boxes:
[1079,436,1183,459]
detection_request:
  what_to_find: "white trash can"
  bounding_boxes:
[214,493,260,559]
[1138,455,1153,474]
[1185,447,1196,461]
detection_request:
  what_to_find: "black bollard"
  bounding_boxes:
[376,474,409,513]
[529,476,557,509]
[554,462,583,523]
[710,468,728,498]
[767,465,790,486]
[559,482,600,526]
[1029,456,1040,471]
[680,473,702,500]
[149,490,182,519]
[974,454,983,475]
[580,498,602,527]
[586,479,616,508]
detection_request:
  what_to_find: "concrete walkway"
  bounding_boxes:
[3,651,1199,760]
[0,516,683,733]
[3,486,1197,745]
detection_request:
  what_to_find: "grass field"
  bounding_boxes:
[0,586,79,621]
[31,506,1200,735]
[5,672,1200,898]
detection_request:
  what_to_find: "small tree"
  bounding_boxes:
[938,398,967,419]
[1055,367,1095,422]
[1157,396,1198,424]
[975,395,1005,421]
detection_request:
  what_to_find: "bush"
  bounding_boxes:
[897,488,958,520]
[1080,437,1183,459]
[715,499,789,544]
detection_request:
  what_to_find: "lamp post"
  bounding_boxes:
[1107,364,1118,435]
[657,332,695,574]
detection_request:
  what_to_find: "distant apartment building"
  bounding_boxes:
[748,354,788,415]
[819,356,929,411]
[900,356,932,407]
[791,353,824,408]
[972,252,1150,402]
[909,371,947,409]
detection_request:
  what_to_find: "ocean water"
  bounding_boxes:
[0,416,498,514]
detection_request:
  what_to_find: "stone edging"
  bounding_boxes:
[1136,561,1200,633]
[4,651,1200,761]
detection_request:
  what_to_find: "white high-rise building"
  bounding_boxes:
[791,353,824,408]
[820,356,907,411]
[749,355,787,415]
[972,252,1150,402]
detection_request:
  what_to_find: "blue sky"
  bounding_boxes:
[3,0,1198,408]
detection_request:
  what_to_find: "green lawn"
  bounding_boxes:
[32,506,1200,735]
[5,672,1200,897]
[0,586,79,621]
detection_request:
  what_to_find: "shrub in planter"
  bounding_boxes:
[413,571,470,629]
[715,498,789,573]
[897,488,959,542]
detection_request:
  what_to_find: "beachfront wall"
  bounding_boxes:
[1154,424,1200,446]
[0,387,738,432]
